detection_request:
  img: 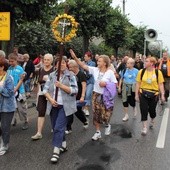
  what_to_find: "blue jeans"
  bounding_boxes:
[85,83,94,106]
[50,106,67,148]
[24,79,31,93]
[0,112,14,146]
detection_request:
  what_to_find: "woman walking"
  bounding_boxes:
[118,58,139,121]
[135,57,165,135]
[43,56,78,163]
[70,49,117,141]
[0,58,15,155]
[31,54,54,140]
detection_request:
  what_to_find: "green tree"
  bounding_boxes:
[125,25,146,57]
[103,7,128,57]
[63,0,112,54]
[0,0,57,54]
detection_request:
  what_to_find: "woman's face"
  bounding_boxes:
[56,59,67,72]
[84,54,89,62]
[0,65,4,72]
[97,57,106,69]
[126,61,134,69]
[43,56,52,67]
[145,58,152,68]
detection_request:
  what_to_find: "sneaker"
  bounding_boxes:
[122,114,129,122]
[92,131,101,141]
[83,122,89,129]
[31,133,42,140]
[141,127,147,136]
[83,109,90,116]
[105,124,111,135]
[65,130,72,135]
[149,121,154,129]
[22,122,28,130]
[0,145,9,156]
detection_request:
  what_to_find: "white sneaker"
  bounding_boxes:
[31,133,42,140]
[122,114,129,122]
[149,121,154,129]
[83,122,89,129]
[65,130,72,135]
[0,145,9,156]
[92,131,101,141]
[141,127,147,136]
[83,109,90,116]
[105,124,111,135]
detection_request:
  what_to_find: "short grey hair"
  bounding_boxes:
[127,58,135,65]
[44,53,53,62]
[68,59,79,67]
[0,50,6,58]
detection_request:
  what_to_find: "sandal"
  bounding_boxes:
[60,146,68,153]
[50,153,59,163]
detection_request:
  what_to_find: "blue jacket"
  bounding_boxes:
[103,82,117,109]
[0,74,16,113]
[43,69,78,116]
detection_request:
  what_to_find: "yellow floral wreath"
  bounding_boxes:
[52,13,78,43]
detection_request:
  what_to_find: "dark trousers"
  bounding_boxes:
[123,92,136,107]
[50,106,67,148]
[66,106,87,131]
[0,112,14,146]
[139,94,158,121]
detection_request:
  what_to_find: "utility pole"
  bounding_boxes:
[123,0,126,15]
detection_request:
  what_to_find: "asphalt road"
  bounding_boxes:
[0,94,170,170]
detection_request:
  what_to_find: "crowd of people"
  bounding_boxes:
[0,47,169,164]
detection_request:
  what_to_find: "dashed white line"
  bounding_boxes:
[156,108,169,148]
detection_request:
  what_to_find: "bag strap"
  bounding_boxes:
[141,68,158,83]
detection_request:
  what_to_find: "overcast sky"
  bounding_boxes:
[112,0,170,51]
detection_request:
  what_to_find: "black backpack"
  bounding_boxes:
[140,68,159,83]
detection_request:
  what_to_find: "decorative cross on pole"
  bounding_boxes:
[51,5,78,101]
[59,19,70,39]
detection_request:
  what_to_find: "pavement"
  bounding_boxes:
[0,93,170,170]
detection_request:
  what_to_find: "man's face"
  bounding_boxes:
[9,59,17,67]
[13,48,18,54]
[163,52,168,60]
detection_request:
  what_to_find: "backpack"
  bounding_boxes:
[140,68,158,83]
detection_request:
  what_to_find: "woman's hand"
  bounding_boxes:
[118,87,121,93]
[99,81,106,87]
[49,98,58,107]
[69,49,77,59]
[55,81,62,88]
[161,94,165,103]
[80,97,84,103]
[135,94,139,102]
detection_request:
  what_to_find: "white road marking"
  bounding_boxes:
[156,108,169,148]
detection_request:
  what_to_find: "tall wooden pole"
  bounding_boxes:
[55,5,69,101]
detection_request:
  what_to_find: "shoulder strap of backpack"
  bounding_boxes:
[140,68,158,83]
[155,69,158,83]
[140,68,146,81]
[122,68,126,79]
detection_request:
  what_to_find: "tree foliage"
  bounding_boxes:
[125,26,146,56]
[103,7,128,57]
[63,0,113,53]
